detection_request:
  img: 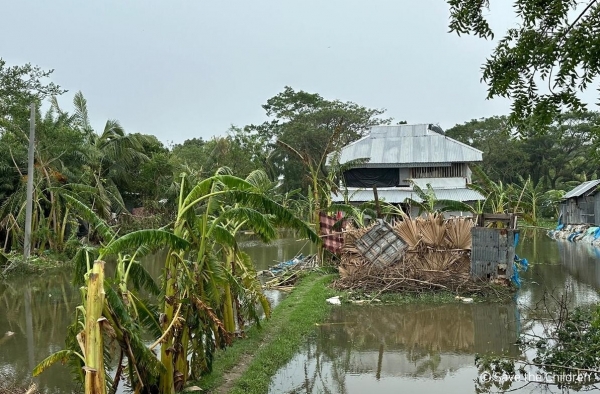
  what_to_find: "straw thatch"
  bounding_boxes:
[335,216,490,294]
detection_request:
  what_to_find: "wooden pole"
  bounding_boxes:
[24,103,35,259]
[372,185,381,219]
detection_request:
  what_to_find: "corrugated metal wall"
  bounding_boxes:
[471,228,516,280]
[595,194,600,225]
[562,196,599,225]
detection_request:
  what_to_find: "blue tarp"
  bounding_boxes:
[568,232,581,242]
[511,231,529,288]
[269,254,304,275]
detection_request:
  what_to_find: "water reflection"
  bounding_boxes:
[0,234,310,393]
[269,229,600,394]
[239,230,315,272]
[0,269,79,393]
[270,303,520,394]
[4,229,600,393]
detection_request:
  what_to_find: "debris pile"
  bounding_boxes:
[548,224,600,245]
[258,254,318,290]
[333,214,491,294]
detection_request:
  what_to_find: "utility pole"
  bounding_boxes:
[24,103,35,259]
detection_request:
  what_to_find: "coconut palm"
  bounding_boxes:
[70,91,152,220]
[0,102,90,253]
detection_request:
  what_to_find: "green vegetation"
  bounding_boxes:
[30,172,319,394]
[198,273,336,394]
[346,290,467,305]
[446,113,599,225]
[476,304,600,392]
[448,1,600,131]
[2,45,600,392]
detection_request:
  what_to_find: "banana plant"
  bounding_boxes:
[158,170,318,393]
[405,181,475,217]
[34,195,189,394]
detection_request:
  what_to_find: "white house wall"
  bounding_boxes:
[411,177,467,190]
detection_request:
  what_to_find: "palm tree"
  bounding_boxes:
[71,91,152,220]
[0,101,89,253]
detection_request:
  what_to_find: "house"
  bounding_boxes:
[559,180,600,225]
[329,124,485,216]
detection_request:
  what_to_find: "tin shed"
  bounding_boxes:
[559,180,600,225]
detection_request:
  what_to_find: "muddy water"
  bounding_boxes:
[1,229,598,393]
[268,229,600,394]
[0,233,313,393]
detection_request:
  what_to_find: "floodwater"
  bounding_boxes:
[0,233,313,393]
[268,229,600,394]
[1,229,599,393]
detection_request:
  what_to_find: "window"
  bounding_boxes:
[411,163,465,178]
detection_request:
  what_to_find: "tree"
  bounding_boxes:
[448,1,600,129]
[246,87,391,193]
[70,91,152,220]
[171,133,258,180]
[0,59,65,133]
[35,171,319,393]
[446,113,599,189]
[445,116,529,185]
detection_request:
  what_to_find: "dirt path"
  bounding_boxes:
[204,274,334,394]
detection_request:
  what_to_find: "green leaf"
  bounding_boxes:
[33,349,80,376]
[100,229,190,257]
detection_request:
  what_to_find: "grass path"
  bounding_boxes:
[197,273,336,394]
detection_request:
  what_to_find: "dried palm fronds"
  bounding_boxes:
[418,250,462,272]
[446,217,474,250]
[417,213,446,247]
[394,217,421,248]
[332,213,500,295]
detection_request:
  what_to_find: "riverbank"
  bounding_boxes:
[197,273,337,394]
[0,251,71,279]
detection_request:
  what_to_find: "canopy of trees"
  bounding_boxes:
[447,0,600,129]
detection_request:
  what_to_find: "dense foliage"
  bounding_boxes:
[3,56,600,392]
[448,0,600,130]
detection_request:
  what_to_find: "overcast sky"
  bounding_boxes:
[1,1,579,145]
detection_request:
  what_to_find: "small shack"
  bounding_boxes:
[559,180,600,225]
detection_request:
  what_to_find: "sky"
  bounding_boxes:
[0,1,577,145]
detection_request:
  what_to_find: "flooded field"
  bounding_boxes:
[269,229,600,394]
[0,233,313,393]
[1,229,599,393]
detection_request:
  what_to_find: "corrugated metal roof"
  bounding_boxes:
[563,180,600,199]
[331,187,485,204]
[333,124,483,166]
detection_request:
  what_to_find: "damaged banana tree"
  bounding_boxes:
[34,170,317,394]
[32,260,108,394]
